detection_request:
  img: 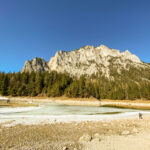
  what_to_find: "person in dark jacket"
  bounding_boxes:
[139,113,143,119]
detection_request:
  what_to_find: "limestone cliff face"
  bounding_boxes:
[21,45,149,77]
[47,45,145,77]
[21,57,50,73]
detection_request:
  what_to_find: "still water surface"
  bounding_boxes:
[0,102,149,125]
[0,102,145,116]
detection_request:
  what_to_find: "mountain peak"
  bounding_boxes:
[97,44,111,50]
[124,50,131,54]
[21,57,49,73]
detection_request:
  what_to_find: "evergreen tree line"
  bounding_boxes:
[0,69,150,100]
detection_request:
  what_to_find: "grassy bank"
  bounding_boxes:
[100,99,150,110]
[102,104,150,110]
[0,95,149,110]
[0,101,38,107]
[6,96,150,109]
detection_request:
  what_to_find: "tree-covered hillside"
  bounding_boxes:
[0,67,150,100]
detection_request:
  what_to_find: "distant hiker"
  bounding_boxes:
[7,99,10,103]
[139,113,143,119]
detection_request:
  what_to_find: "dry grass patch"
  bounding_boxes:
[102,104,150,110]
[0,101,38,108]
[101,99,150,103]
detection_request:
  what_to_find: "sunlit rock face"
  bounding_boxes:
[21,57,50,73]
[21,45,149,77]
[47,45,144,77]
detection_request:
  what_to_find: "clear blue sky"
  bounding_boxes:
[0,0,150,72]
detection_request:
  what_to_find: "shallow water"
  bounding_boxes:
[0,102,149,125]
[0,102,146,116]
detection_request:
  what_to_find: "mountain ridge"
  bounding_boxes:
[21,45,150,78]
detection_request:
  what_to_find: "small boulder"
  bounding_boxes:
[79,134,92,143]
[62,146,69,150]
[121,130,130,135]
[92,138,101,142]
[92,133,101,142]
[93,133,101,139]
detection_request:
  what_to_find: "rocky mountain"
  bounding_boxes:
[21,45,150,78]
[21,57,50,73]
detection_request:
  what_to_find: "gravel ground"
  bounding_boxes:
[0,117,150,150]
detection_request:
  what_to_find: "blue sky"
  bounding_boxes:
[0,0,150,72]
